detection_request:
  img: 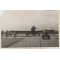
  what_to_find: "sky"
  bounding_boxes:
[0,10,58,31]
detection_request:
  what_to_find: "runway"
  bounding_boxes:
[1,34,59,48]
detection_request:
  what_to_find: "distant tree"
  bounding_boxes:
[1,30,4,36]
[31,26,36,35]
[31,26,36,32]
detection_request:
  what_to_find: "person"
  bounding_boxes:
[5,31,8,38]
[14,32,16,37]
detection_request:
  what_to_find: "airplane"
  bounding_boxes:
[1,26,58,39]
[1,26,43,37]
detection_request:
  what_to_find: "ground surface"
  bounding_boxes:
[1,34,59,48]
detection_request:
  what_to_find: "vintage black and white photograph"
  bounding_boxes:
[1,10,59,48]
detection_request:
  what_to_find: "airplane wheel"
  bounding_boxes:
[26,33,29,37]
[38,34,40,36]
[47,35,50,39]
[42,35,44,39]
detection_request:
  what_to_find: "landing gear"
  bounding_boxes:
[42,34,50,40]
[38,34,40,36]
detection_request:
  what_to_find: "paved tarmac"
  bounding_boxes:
[1,34,59,48]
[9,35,59,47]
